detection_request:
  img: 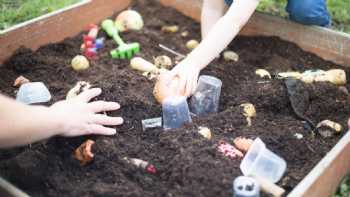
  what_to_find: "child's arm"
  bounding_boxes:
[201,0,226,39]
[168,0,261,96]
[0,88,123,148]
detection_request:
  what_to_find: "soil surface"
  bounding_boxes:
[1,1,350,196]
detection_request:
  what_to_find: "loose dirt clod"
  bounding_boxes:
[74,139,95,166]
[13,76,30,87]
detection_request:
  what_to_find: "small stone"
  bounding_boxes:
[223,51,239,62]
[181,31,189,37]
[186,40,199,50]
[294,133,303,140]
[338,86,349,95]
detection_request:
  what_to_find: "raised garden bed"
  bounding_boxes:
[0,0,350,196]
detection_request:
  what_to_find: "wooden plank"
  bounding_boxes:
[0,0,131,64]
[288,131,350,197]
[159,0,350,66]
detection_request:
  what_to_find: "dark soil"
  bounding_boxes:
[1,1,350,196]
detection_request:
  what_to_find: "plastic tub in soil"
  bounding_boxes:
[0,0,350,197]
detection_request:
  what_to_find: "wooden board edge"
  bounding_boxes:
[0,0,132,65]
[288,131,350,197]
[159,0,350,66]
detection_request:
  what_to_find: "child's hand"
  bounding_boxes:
[170,63,200,97]
[50,88,123,137]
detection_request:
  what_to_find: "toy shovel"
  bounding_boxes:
[101,19,140,59]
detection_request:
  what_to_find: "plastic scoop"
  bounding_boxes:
[101,19,140,59]
[16,82,51,104]
[162,96,192,129]
[240,138,287,183]
[233,176,260,197]
[189,75,222,116]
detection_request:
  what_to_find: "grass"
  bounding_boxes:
[257,0,350,33]
[0,0,81,30]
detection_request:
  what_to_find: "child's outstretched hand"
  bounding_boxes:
[169,63,200,97]
[50,88,123,137]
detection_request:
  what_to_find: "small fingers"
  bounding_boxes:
[76,88,102,102]
[89,101,120,113]
[91,114,124,126]
[88,124,117,135]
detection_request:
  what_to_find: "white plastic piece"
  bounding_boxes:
[16,82,51,104]
[189,75,222,116]
[233,176,260,197]
[162,96,192,129]
[240,138,287,183]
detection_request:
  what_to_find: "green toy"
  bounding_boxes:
[101,19,140,59]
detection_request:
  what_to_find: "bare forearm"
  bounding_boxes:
[201,0,226,39]
[182,0,261,70]
[0,95,60,148]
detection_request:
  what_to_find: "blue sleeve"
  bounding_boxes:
[224,0,233,6]
[286,0,331,26]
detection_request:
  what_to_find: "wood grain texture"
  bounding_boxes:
[0,0,131,64]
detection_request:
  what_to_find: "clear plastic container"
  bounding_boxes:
[16,82,51,104]
[162,96,192,129]
[189,75,222,116]
[233,176,260,197]
[240,138,287,183]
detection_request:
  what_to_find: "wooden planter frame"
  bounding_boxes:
[1,0,350,196]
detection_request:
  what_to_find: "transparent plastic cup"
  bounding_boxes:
[16,82,51,104]
[233,176,260,197]
[189,75,222,116]
[240,138,287,183]
[162,96,192,129]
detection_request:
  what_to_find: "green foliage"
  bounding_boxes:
[257,0,350,33]
[0,0,81,30]
[332,176,350,197]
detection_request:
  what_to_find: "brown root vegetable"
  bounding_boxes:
[233,137,253,153]
[153,72,183,104]
[74,139,95,166]
[13,76,30,87]
[115,10,144,32]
